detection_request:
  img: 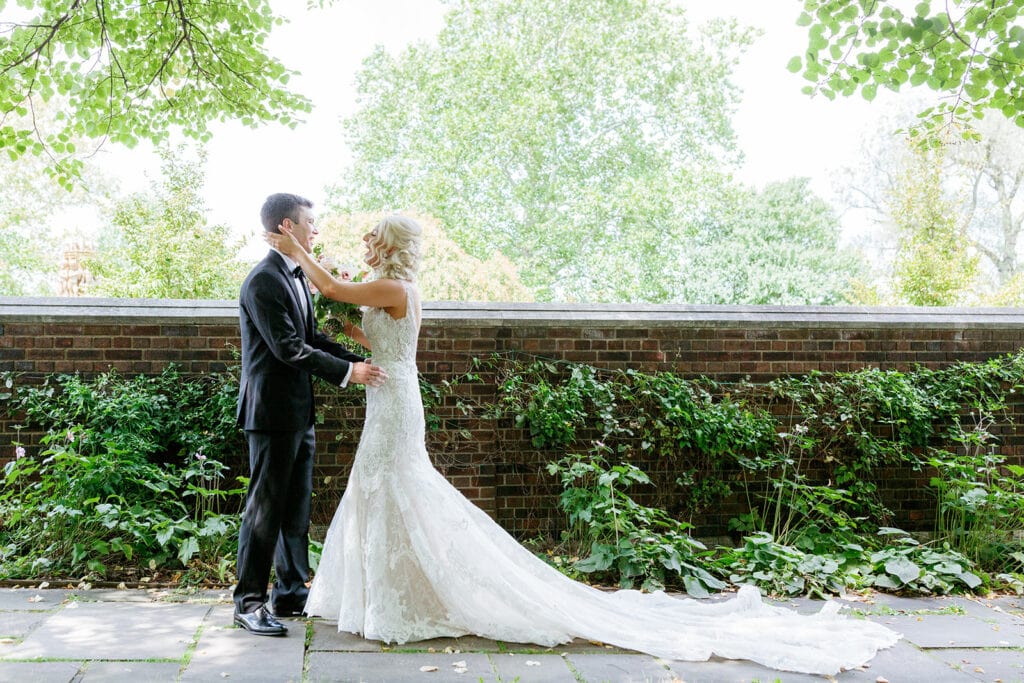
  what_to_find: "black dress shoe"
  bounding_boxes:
[270,605,305,618]
[234,606,288,636]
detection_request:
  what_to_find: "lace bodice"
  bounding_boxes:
[349,283,424,493]
[360,283,420,371]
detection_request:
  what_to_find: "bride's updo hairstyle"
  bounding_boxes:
[370,214,423,281]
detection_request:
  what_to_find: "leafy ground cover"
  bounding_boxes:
[2,355,1022,598]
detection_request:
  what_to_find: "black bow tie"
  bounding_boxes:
[291,266,304,279]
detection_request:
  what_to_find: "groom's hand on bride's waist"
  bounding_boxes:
[350,361,387,387]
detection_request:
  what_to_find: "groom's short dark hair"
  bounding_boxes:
[261,193,313,233]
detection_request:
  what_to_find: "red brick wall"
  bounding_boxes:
[3,297,1023,541]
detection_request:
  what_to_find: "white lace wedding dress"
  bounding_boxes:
[305,284,900,675]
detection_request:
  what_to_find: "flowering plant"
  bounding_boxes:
[311,243,369,344]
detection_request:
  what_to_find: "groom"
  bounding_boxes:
[233,192,386,636]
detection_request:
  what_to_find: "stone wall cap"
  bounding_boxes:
[2,296,1024,327]
[0,296,238,323]
[426,301,1024,328]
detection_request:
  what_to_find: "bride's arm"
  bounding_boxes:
[344,320,371,350]
[264,227,405,308]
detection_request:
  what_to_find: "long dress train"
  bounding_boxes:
[305,284,900,675]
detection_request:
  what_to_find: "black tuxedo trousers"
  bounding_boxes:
[235,428,316,613]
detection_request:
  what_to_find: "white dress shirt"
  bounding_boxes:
[273,248,353,388]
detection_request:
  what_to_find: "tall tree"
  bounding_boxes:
[837,105,1024,300]
[0,213,49,296]
[85,146,244,299]
[0,0,311,186]
[314,212,535,302]
[677,179,864,305]
[889,144,978,306]
[792,1,1024,134]
[334,0,752,302]
[0,103,115,296]
[952,114,1024,286]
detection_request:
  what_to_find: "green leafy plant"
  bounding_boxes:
[867,529,983,594]
[714,532,854,598]
[0,366,245,583]
[927,411,1024,576]
[732,422,866,550]
[546,444,725,597]
[489,351,1024,596]
[502,362,617,449]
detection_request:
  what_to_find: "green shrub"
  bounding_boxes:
[489,351,1024,595]
[1,366,245,584]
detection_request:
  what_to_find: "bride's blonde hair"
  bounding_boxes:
[369,214,423,281]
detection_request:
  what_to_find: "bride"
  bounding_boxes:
[265,215,899,676]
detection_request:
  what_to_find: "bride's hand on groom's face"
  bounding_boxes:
[264,224,301,256]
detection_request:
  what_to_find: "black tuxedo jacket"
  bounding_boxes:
[237,250,363,431]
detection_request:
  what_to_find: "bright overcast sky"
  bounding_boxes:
[87,0,905,253]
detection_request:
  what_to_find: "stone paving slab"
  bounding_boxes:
[984,594,1024,616]
[0,610,48,639]
[862,592,957,612]
[0,587,1023,683]
[831,640,977,682]
[666,655,823,683]
[970,593,1024,622]
[307,652,498,682]
[555,638,635,655]
[0,660,80,683]
[764,596,844,616]
[0,589,67,611]
[69,589,233,602]
[180,604,305,683]
[929,647,1024,683]
[310,621,385,652]
[0,601,210,660]
[386,634,509,654]
[489,652,577,682]
[564,653,680,683]
[78,661,182,682]
[67,589,178,603]
[869,612,1024,648]
[936,596,999,616]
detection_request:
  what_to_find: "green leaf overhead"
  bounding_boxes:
[0,0,312,183]
[794,0,1024,132]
